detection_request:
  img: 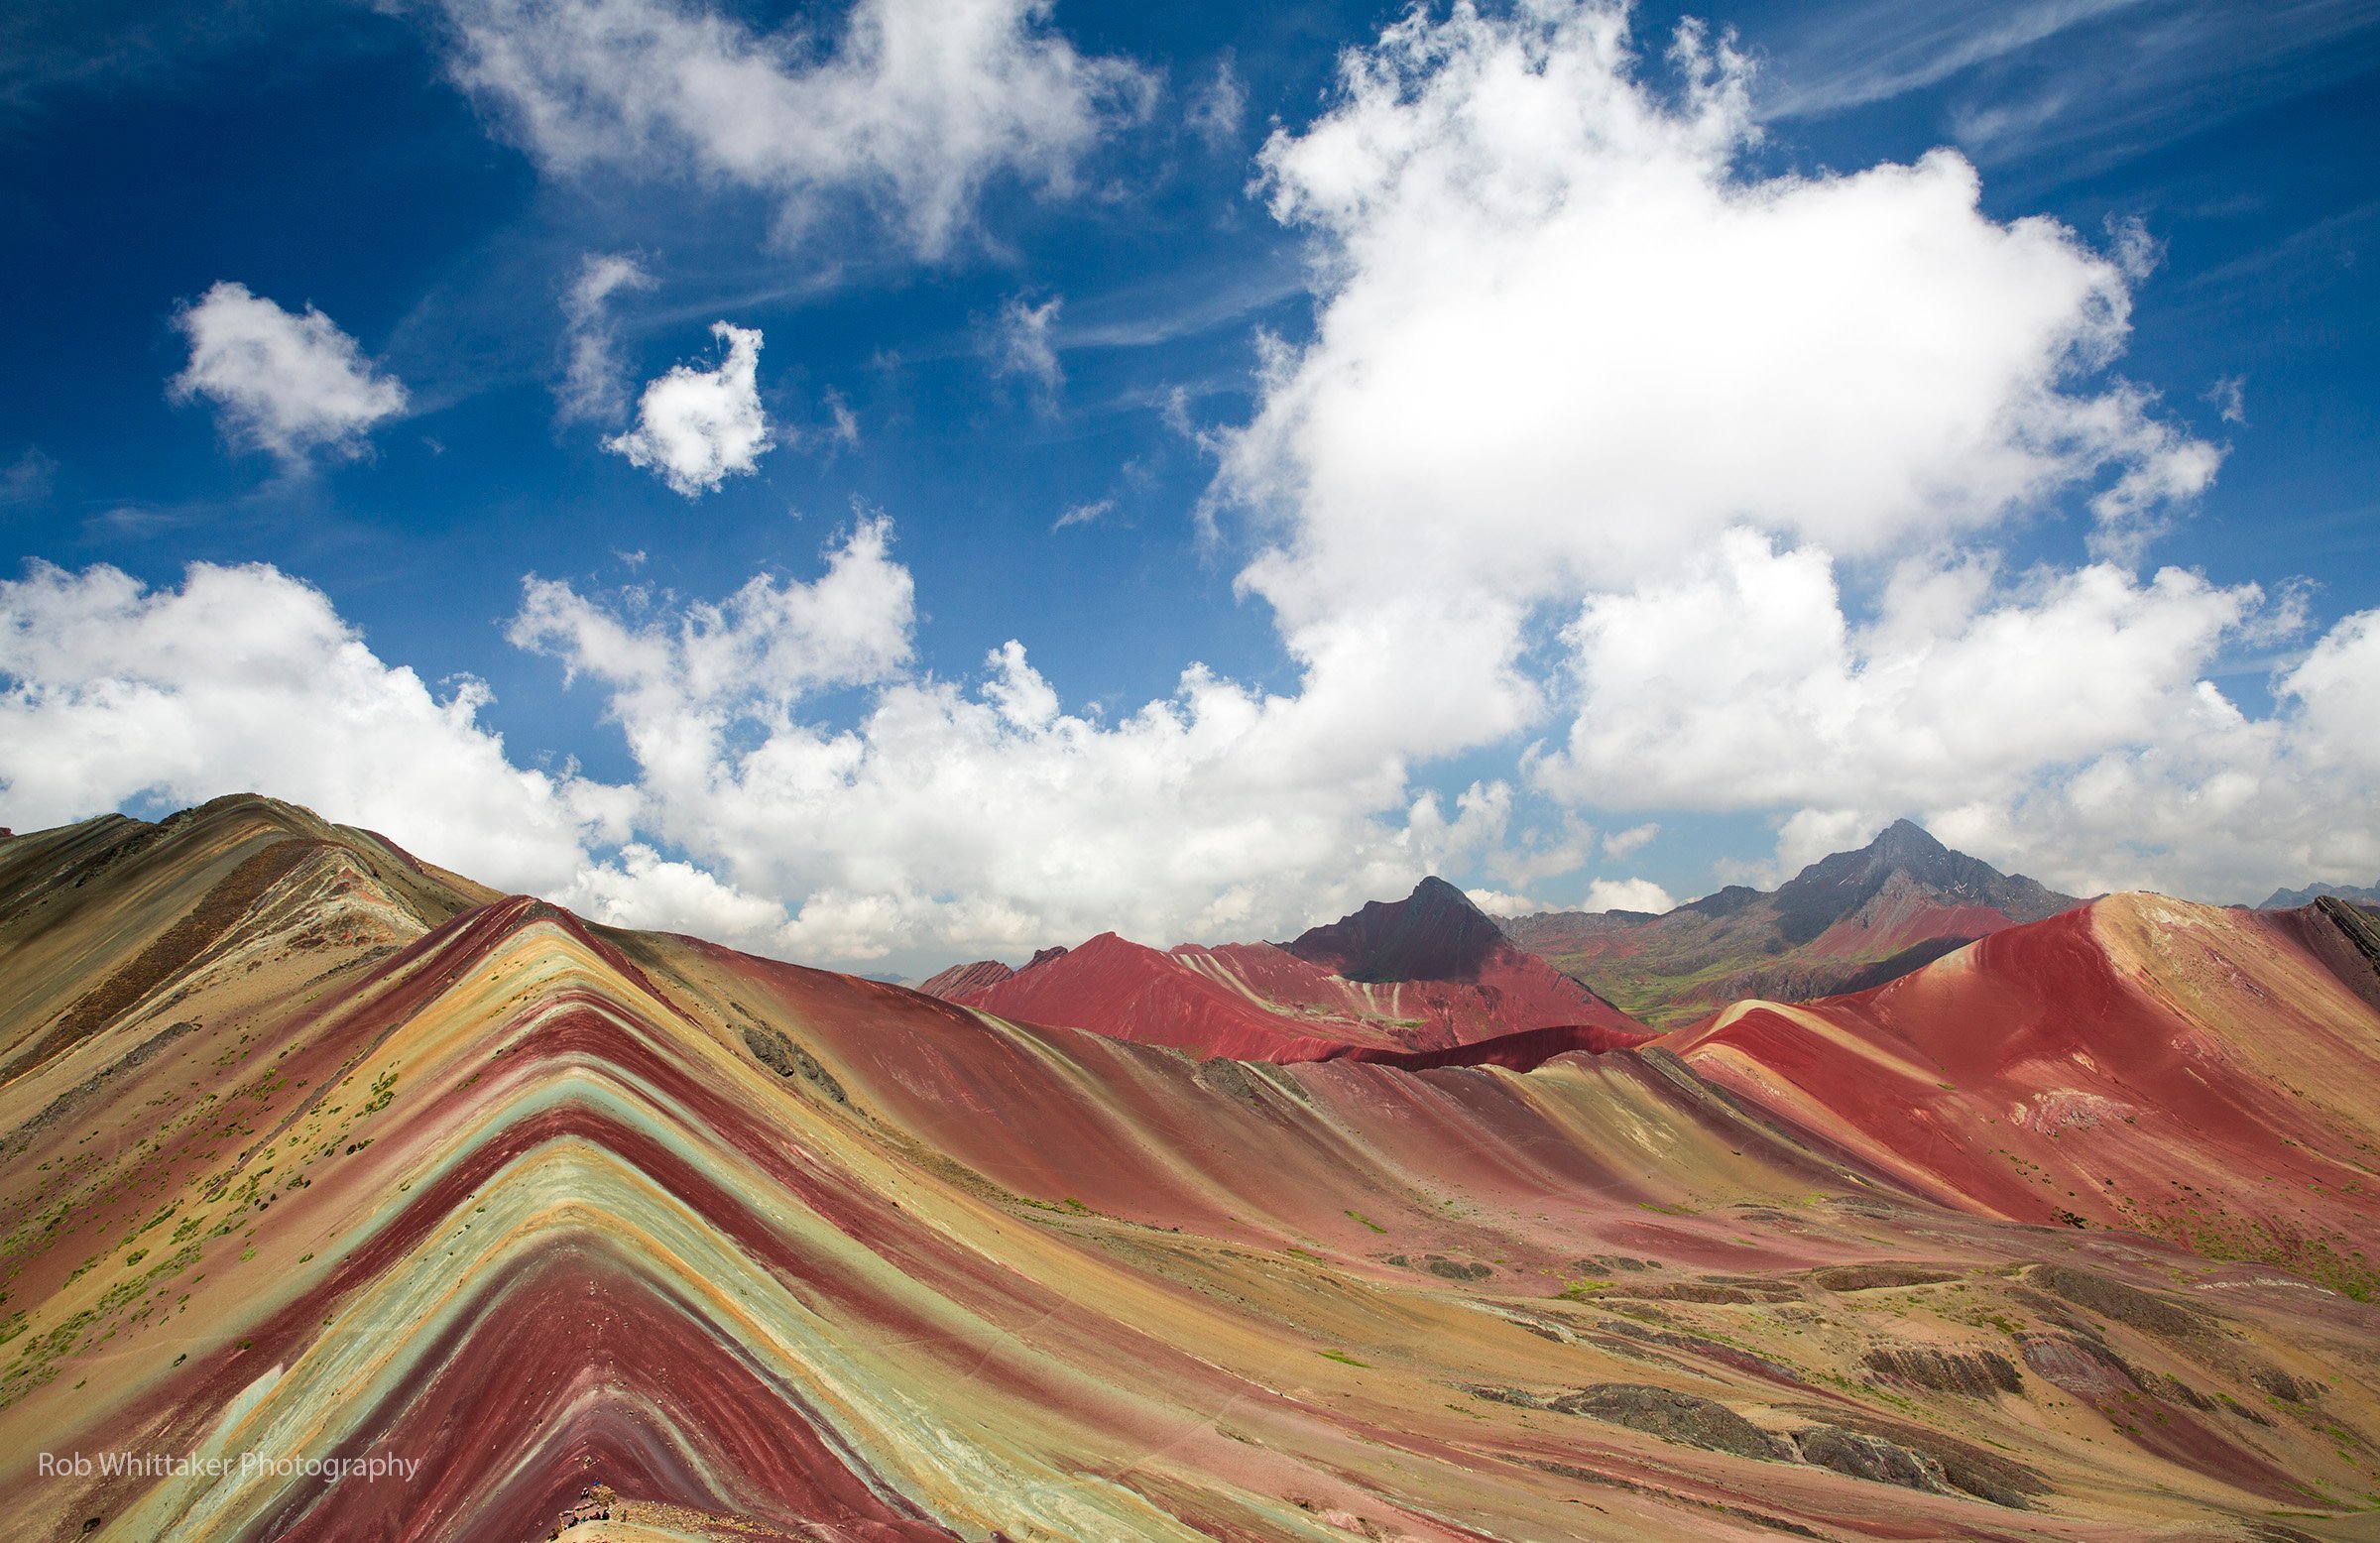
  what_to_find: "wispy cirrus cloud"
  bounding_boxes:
[556,252,655,423]
[1185,49,1246,149]
[990,293,1064,396]
[0,0,317,114]
[0,448,56,509]
[1756,0,2150,121]
[1050,497,1111,533]
[1053,259,1306,351]
[1757,0,2380,176]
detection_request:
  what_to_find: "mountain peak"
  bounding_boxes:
[1868,818,1948,864]
[1771,821,2070,947]
[1504,820,2083,1024]
[1407,874,1480,908]
[1283,875,1509,983]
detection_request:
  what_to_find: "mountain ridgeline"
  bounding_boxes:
[2265,879,2380,909]
[922,877,1650,1063]
[928,820,2083,1038]
[1502,819,2082,1027]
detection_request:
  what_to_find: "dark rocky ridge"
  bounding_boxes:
[1278,874,1512,983]
[1760,819,2073,943]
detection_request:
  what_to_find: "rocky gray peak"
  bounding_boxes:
[1282,874,1513,983]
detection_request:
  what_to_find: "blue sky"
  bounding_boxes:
[3,0,2377,975]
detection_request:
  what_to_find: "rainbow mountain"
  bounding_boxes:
[3,795,2379,1541]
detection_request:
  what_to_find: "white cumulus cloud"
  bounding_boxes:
[0,560,623,891]
[1530,529,2376,899]
[432,0,1152,256]
[1205,0,2219,780]
[1535,534,2255,813]
[1193,0,2352,906]
[1584,878,1676,914]
[556,842,789,950]
[506,520,1512,963]
[1220,4,2213,602]
[170,282,408,462]
[605,321,773,495]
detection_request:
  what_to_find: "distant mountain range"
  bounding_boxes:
[2263,879,2380,909]
[921,875,1649,1061]
[1503,819,2080,1027]
[927,819,2086,1043]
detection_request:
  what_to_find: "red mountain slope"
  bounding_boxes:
[946,931,1351,1060]
[939,880,1650,1060]
[1662,893,2380,1297]
[915,957,1014,998]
